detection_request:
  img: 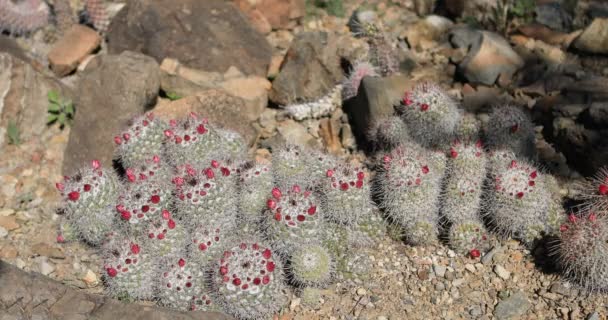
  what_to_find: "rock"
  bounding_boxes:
[277,119,317,147]
[235,0,304,30]
[403,15,453,50]
[153,89,257,144]
[450,29,524,85]
[82,269,98,286]
[574,18,608,54]
[270,31,357,105]
[493,265,511,280]
[0,53,73,147]
[0,226,7,238]
[583,102,608,128]
[107,0,271,77]
[219,76,271,120]
[481,247,498,265]
[342,74,413,149]
[586,312,600,320]
[48,25,101,77]
[493,291,531,320]
[37,257,55,276]
[32,243,64,259]
[433,264,447,278]
[535,2,572,32]
[0,260,234,319]
[0,216,19,231]
[516,23,582,48]
[62,51,160,174]
[232,1,272,34]
[356,288,367,296]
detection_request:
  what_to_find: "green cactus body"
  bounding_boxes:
[211,241,288,320]
[157,257,217,311]
[102,237,155,300]
[557,210,608,292]
[189,220,236,269]
[115,179,173,235]
[369,116,410,151]
[114,113,167,168]
[238,162,273,227]
[272,144,311,185]
[164,114,225,167]
[367,34,399,76]
[454,113,482,143]
[300,287,324,309]
[342,60,379,100]
[139,211,188,262]
[484,105,536,160]
[352,210,387,247]
[216,128,248,162]
[378,142,446,245]
[575,167,608,212]
[56,216,79,243]
[321,164,373,225]
[289,244,334,288]
[263,184,325,254]
[123,154,174,185]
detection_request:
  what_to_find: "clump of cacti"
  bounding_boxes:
[83,0,109,33]
[114,113,167,169]
[102,236,155,300]
[238,161,274,227]
[397,83,461,148]
[157,257,215,311]
[484,105,536,160]
[0,0,49,35]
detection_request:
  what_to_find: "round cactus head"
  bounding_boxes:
[238,161,274,226]
[454,112,482,143]
[368,116,410,151]
[397,83,461,147]
[157,257,217,311]
[164,113,227,167]
[123,154,173,185]
[484,105,536,160]
[272,144,309,184]
[321,163,373,225]
[575,167,608,212]
[342,60,379,100]
[114,113,167,169]
[289,244,334,288]
[211,240,288,320]
[556,209,608,292]
[114,179,172,235]
[189,219,236,269]
[449,221,492,255]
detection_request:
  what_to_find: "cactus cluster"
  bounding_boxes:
[58,111,387,319]
[484,105,536,160]
[341,60,379,100]
[0,0,49,35]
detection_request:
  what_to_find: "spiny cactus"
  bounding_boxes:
[83,0,109,33]
[484,105,536,160]
[376,142,447,245]
[0,0,49,35]
[139,209,188,262]
[556,209,608,292]
[299,287,324,309]
[454,112,482,143]
[52,0,75,34]
[102,236,155,300]
[485,152,565,245]
[189,220,236,268]
[238,161,273,227]
[57,160,120,245]
[115,178,173,234]
[284,85,343,121]
[114,113,167,169]
[56,216,78,243]
[575,167,608,212]
[342,60,379,100]
[157,257,216,311]
[442,140,491,254]
[211,240,288,320]
[320,163,373,225]
[272,144,336,185]
[368,115,410,151]
[289,244,334,288]
[263,183,325,254]
[398,83,461,148]
[123,154,174,185]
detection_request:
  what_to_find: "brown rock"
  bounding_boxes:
[233,0,272,34]
[0,216,19,231]
[518,23,582,48]
[31,243,65,259]
[219,76,270,121]
[48,25,101,77]
[0,244,18,259]
[574,18,608,54]
[319,118,342,155]
[256,0,305,29]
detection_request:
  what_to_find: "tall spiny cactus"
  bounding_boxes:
[484,105,536,160]
[575,167,608,212]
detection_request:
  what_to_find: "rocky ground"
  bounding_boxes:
[1,0,608,319]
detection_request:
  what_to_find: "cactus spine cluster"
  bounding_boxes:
[484,105,536,160]
[0,0,49,35]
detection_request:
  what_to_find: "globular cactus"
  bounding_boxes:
[454,112,482,143]
[485,152,565,245]
[289,244,334,288]
[189,220,236,269]
[376,142,447,245]
[284,85,343,121]
[123,154,174,185]
[0,0,49,35]
[102,236,155,300]
[359,23,399,77]
[556,209,608,292]
[56,160,120,245]
[367,115,410,151]
[114,113,167,169]
[139,209,188,263]
[397,83,461,148]
[172,161,238,227]
[342,60,379,100]
[272,144,336,185]
[157,257,217,311]
[263,184,325,254]
[442,140,491,254]
[114,179,173,235]
[83,0,109,33]
[575,167,608,212]
[210,240,288,320]
[320,163,373,225]
[238,161,273,227]
[52,0,75,34]
[299,287,324,309]
[56,216,79,243]
[484,105,536,160]
[351,211,387,247]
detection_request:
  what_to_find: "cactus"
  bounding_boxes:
[320,163,373,225]
[102,236,155,300]
[114,113,167,169]
[83,0,109,33]
[157,257,217,311]
[484,105,536,160]
[442,140,491,254]
[263,183,325,255]
[376,142,447,245]
[123,154,174,185]
[284,85,343,121]
[139,210,188,263]
[189,219,236,269]
[272,144,336,185]
[397,83,461,148]
[53,0,75,34]
[454,112,482,143]
[57,160,120,245]
[115,178,173,235]
[342,60,379,100]
[289,244,334,288]
[238,161,274,227]
[485,152,565,245]
[56,216,79,243]
[210,240,288,320]
[299,287,324,309]
[0,0,49,35]
[575,167,608,212]
[556,209,608,292]
[368,115,410,151]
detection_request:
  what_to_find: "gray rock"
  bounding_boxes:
[493,291,530,320]
[481,246,498,265]
[493,265,510,280]
[535,2,572,31]
[107,0,271,77]
[342,74,412,150]
[585,102,608,128]
[574,18,608,54]
[277,119,317,147]
[0,260,234,319]
[347,8,378,36]
[270,31,352,105]
[433,264,447,278]
[586,312,600,320]
[62,51,160,174]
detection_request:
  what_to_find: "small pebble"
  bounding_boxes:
[0,226,7,238]
[356,288,367,296]
[494,265,511,280]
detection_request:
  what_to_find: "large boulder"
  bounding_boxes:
[107,0,272,77]
[62,51,160,174]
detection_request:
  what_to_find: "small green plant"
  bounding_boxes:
[311,0,345,17]
[165,91,182,101]
[7,119,20,145]
[511,0,535,20]
[47,90,74,128]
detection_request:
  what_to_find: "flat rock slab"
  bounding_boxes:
[48,25,101,77]
[0,260,234,319]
